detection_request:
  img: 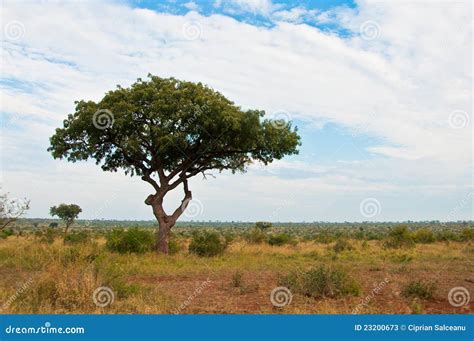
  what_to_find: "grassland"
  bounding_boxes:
[0,224,472,314]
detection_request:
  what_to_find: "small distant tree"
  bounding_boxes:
[255,221,272,230]
[0,191,30,231]
[50,204,82,233]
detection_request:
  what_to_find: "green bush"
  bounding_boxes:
[244,228,267,244]
[459,227,474,241]
[435,230,457,242]
[63,231,91,245]
[255,221,272,230]
[167,237,181,255]
[401,280,437,300]
[333,239,353,253]
[412,228,435,244]
[313,231,335,244]
[189,231,227,257]
[0,228,14,239]
[36,228,58,244]
[268,233,296,246]
[280,266,360,298]
[383,226,415,249]
[106,228,155,254]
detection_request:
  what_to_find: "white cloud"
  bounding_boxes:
[0,0,471,221]
[220,0,278,16]
[183,1,199,12]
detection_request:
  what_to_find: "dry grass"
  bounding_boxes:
[0,237,472,314]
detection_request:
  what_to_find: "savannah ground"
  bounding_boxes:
[0,223,472,314]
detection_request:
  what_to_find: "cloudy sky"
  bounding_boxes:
[1,0,472,222]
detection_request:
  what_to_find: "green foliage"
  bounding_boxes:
[281,266,361,298]
[313,231,335,244]
[63,231,91,245]
[383,226,415,249]
[36,228,58,244]
[255,221,272,230]
[48,74,300,178]
[106,228,155,254]
[435,230,457,241]
[268,233,296,246]
[333,239,353,253]
[401,280,437,300]
[0,228,14,239]
[49,204,82,231]
[412,228,435,244]
[189,231,227,257]
[49,222,59,228]
[244,228,267,244]
[459,227,474,241]
[167,237,181,255]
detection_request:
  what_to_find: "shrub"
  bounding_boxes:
[0,228,14,239]
[222,231,235,246]
[167,238,181,255]
[268,233,296,246]
[313,231,335,244]
[244,228,267,244]
[280,266,360,298]
[106,228,154,254]
[383,226,415,249]
[189,231,227,257]
[36,228,57,244]
[401,280,437,300]
[459,227,474,241]
[412,228,435,244]
[231,271,243,287]
[435,230,457,242]
[49,222,59,228]
[255,221,272,230]
[63,231,91,245]
[333,239,353,253]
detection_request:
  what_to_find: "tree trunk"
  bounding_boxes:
[146,179,191,255]
[156,221,171,254]
[151,201,174,255]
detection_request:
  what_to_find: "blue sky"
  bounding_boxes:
[1,0,472,222]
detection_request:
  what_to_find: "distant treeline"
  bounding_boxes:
[13,218,473,230]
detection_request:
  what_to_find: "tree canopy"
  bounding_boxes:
[50,204,82,233]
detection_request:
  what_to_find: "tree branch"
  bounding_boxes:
[169,178,192,225]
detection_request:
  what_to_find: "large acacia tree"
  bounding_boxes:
[49,75,300,253]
